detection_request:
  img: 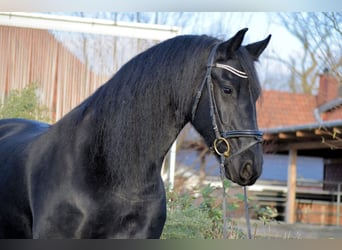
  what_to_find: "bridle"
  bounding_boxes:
[191,42,263,239]
[191,42,263,159]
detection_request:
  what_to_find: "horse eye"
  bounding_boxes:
[222,87,233,95]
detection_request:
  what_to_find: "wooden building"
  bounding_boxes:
[0,25,109,121]
[0,13,180,122]
[257,72,342,225]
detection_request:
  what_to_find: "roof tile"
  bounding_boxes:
[257,90,318,129]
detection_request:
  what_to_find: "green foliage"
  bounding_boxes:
[0,84,51,122]
[162,184,300,239]
[161,187,211,239]
[161,183,247,239]
[198,184,223,237]
[255,205,279,225]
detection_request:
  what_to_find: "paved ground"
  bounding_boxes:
[233,218,342,239]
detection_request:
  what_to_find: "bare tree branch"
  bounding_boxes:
[274,12,342,94]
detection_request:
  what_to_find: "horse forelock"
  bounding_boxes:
[235,46,262,102]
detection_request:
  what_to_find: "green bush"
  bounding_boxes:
[0,84,51,122]
[161,203,213,239]
[161,189,213,239]
[161,183,247,239]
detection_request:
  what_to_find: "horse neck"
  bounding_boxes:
[54,38,211,195]
[99,50,212,192]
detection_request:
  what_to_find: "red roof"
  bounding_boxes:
[257,88,342,130]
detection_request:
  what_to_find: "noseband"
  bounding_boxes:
[191,43,263,159]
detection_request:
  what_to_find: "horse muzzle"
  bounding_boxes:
[213,130,263,186]
[223,149,263,186]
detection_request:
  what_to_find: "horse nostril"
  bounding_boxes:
[240,160,253,180]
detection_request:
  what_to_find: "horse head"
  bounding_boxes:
[191,28,271,186]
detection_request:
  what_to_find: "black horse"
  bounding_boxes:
[0,28,270,238]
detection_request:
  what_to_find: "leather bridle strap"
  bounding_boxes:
[217,131,263,159]
[221,130,263,140]
[191,43,220,122]
[191,42,263,159]
[191,42,262,240]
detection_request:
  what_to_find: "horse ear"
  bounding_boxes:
[245,34,271,60]
[228,28,249,52]
[218,28,248,57]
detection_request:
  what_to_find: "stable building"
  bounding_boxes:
[256,71,342,225]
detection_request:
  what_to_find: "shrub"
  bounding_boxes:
[0,84,51,122]
[161,182,247,239]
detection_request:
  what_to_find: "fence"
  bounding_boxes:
[249,179,342,226]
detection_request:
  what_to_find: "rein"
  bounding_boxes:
[192,43,263,239]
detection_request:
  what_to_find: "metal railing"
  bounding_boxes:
[249,179,342,226]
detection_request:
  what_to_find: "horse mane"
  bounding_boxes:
[58,34,261,188]
[72,35,219,186]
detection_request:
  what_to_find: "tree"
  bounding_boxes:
[0,84,51,123]
[274,12,342,94]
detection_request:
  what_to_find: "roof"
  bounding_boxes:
[257,90,317,129]
[256,87,342,155]
[257,73,342,131]
[257,89,342,130]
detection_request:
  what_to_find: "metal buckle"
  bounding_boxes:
[213,137,230,158]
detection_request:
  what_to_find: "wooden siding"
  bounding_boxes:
[296,201,342,226]
[0,26,110,121]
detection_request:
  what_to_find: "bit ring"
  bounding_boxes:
[213,137,230,157]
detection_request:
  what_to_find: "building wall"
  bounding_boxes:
[0,26,110,121]
[296,201,342,226]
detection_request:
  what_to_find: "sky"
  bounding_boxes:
[1,0,341,12]
[217,12,301,58]
[151,12,303,90]
[30,11,338,93]
[54,12,301,90]
[142,12,302,89]
[173,12,302,69]
[107,12,302,59]
[44,11,328,92]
